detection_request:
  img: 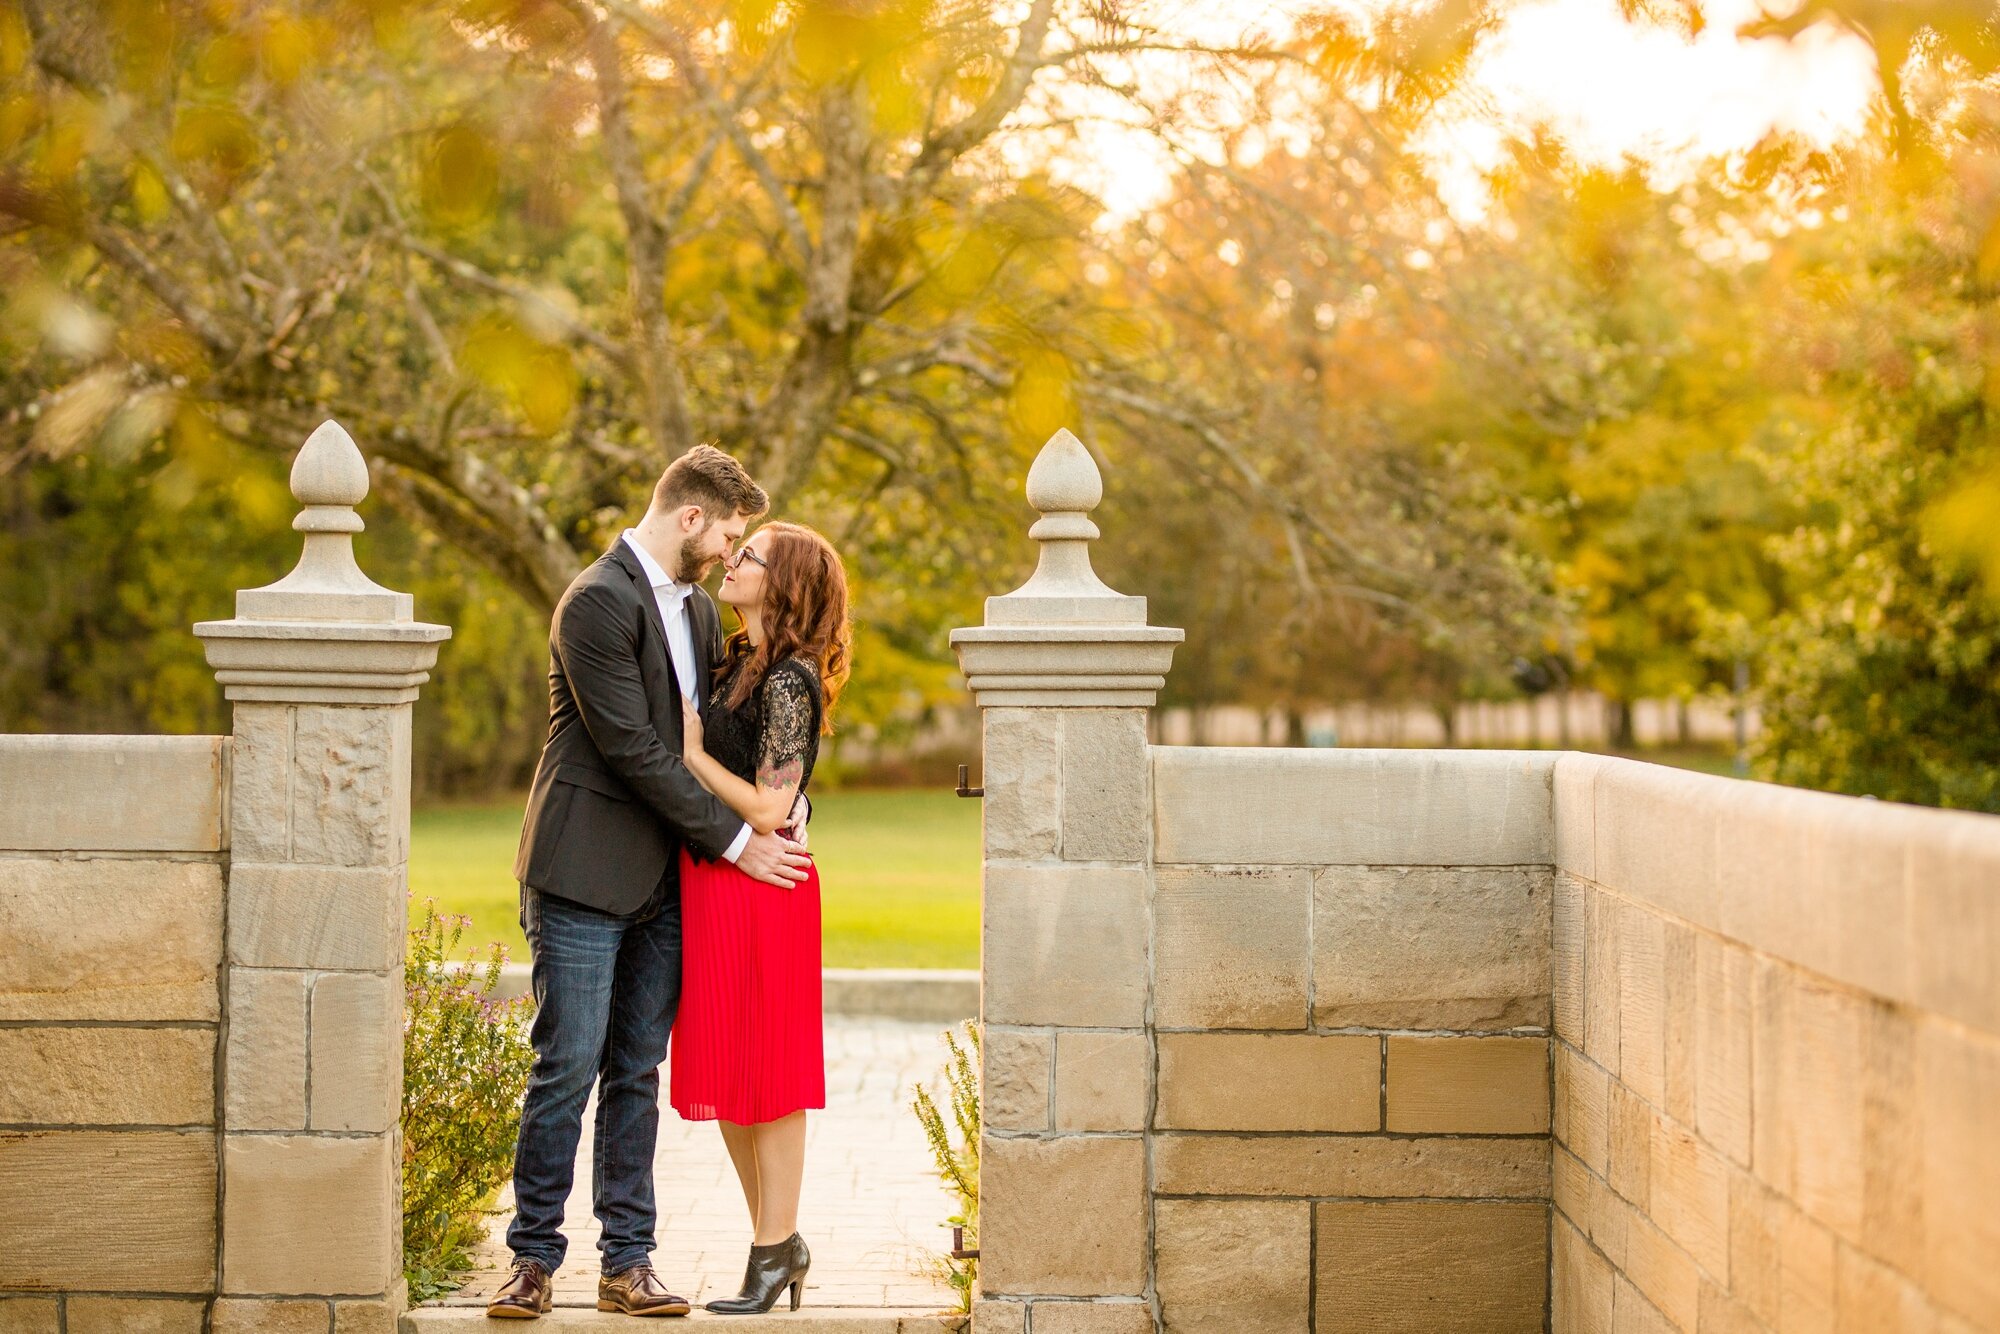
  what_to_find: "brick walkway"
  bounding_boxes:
[444,1016,965,1313]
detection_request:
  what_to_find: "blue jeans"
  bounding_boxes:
[505,883,682,1274]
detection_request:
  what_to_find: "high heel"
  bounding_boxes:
[706,1233,811,1315]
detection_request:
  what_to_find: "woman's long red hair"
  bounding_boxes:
[716,522,851,731]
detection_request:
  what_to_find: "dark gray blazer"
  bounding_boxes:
[512,539,744,915]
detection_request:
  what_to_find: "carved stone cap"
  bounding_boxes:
[985,428,1147,627]
[195,420,449,704]
[951,426,1181,706]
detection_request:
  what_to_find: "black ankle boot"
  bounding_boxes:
[705,1232,810,1314]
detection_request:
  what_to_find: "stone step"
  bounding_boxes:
[404,1307,963,1333]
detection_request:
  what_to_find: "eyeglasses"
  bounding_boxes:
[726,546,769,571]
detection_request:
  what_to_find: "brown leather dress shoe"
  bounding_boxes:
[486,1258,553,1319]
[598,1264,693,1317]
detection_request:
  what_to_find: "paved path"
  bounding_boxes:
[445,1017,965,1314]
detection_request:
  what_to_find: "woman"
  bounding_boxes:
[672,520,850,1316]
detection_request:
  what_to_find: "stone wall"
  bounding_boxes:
[972,741,1562,1333]
[1550,754,2000,1334]
[960,428,2000,1334]
[0,422,445,1334]
[0,734,228,1333]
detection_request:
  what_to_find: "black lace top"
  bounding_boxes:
[700,654,823,801]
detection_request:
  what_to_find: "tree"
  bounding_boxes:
[1,0,1292,610]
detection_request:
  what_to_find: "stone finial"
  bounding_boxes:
[950,426,1181,707]
[195,420,449,704]
[233,421,407,623]
[986,428,1145,627]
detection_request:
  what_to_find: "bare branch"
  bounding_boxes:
[593,0,816,265]
[904,0,1058,194]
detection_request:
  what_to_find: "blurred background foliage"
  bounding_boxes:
[2,0,1998,809]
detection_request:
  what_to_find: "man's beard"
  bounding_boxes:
[673,531,714,585]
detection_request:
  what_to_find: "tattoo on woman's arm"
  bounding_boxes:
[759,758,804,792]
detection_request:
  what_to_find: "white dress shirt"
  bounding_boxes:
[623,531,750,864]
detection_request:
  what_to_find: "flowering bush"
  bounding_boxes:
[402,900,535,1300]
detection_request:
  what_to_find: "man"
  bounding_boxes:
[489,445,812,1320]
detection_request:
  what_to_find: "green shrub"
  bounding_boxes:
[913,1020,980,1312]
[402,900,535,1300]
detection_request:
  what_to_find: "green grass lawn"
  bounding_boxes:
[409,788,982,969]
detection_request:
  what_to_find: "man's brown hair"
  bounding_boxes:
[650,444,768,522]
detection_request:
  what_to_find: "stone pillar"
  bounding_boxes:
[951,429,1182,1333]
[195,421,449,1333]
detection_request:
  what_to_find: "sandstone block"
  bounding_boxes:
[1060,710,1149,863]
[1593,757,1721,928]
[230,862,405,970]
[981,710,1063,862]
[1713,782,1815,969]
[334,1293,401,1333]
[0,1298,59,1334]
[1554,1144,1590,1225]
[1151,747,1554,866]
[1053,1031,1148,1133]
[65,1300,205,1334]
[1313,867,1551,1031]
[1728,1168,1784,1329]
[0,859,222,1021]
[1581,1167,1631,1270]
[223,1133,395,1294]
[1584,885,1622,1075]
[978,1136,1146,1297]
[1554,1214,1614,1334]
[1807,797,1926,1007]
[1649,1116,1729,1281]
[1752,961,1865,1240]
[0,1130,215,1290]
[1155,1198,1309,1333]
[0,1027,213,1126]
[1661,919,1698,1129]
[1919,1020,2000,1324]
[311,971,400,1132]
[1154,1134,1549,1198]
[1695,935,1754,1168]
[228,703,295,862]
[1554,872,1586,1045]
[1154,867,1308,1029]
[983,1028,1054,1133]
[1552,752,1601,878]
[1697,1282,1766,1334]
[1607,1079,1654,1210]
[1776,1197,1837,1333]
[1385,1035,1548,1135]
[1617,902,1667,1107]
[1835,1243,1940,1333]
[1910,806,2000,1038]
[1156,1033,1378,1131]
[290,705,412,867]
[1612,1275,1677,1334]
[211,1299,329,1334]
[226,968,308,1130]
[983,866,1147,1028]
[1028,1303,1153,1333]
[1620,1206,1700,1332]
[1859,1002,1924,1282]
[1313,1201,1547,1334]
[970,1299,1025,1334]
[1556,1043,1610,1174]
[0,734,225,853]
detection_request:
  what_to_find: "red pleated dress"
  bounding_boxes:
[670,657,826,1125]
